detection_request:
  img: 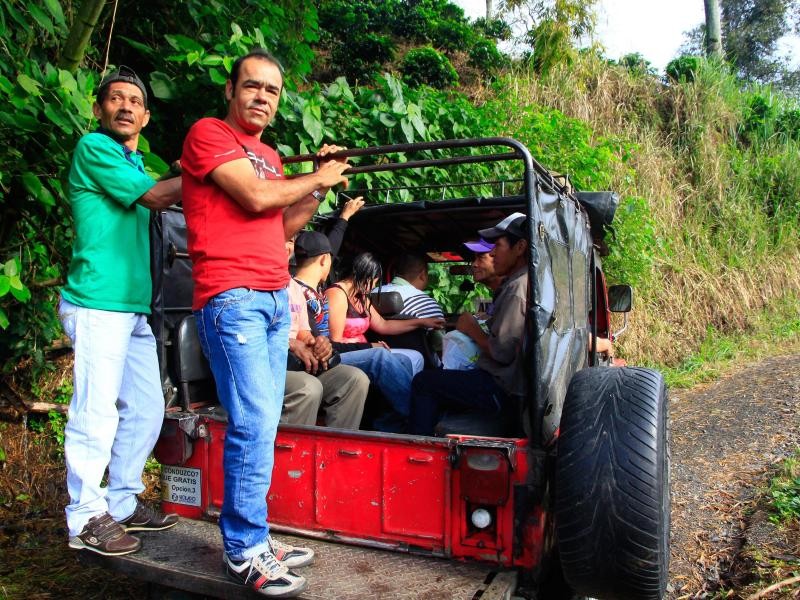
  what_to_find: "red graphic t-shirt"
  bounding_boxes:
[181,118,289,310]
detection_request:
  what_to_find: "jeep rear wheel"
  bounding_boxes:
[554,367,670,600]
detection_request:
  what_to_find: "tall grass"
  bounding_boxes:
[494,56,800,366]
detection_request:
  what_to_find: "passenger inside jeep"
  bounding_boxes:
[325,252,444,375]
[441,237,504,371]
[290,235,430,433]
[407,213,529,437]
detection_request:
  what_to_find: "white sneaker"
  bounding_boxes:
[224,549,307,597]
[269,534,315,568]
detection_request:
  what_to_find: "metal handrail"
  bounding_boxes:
[286,137,549,449]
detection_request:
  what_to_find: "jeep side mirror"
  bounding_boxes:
[608,285,633,313]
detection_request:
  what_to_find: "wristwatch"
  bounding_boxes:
[311,190,324,202]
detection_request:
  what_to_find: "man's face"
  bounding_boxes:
[225,57,283,135]
[490,236,526,277]
[471,252,495,284]
[92,82,150,146]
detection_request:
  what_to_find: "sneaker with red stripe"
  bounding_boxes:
[224,549,307,598]
[268,535,315,568]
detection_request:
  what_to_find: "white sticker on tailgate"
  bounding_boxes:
[161,465,201,507]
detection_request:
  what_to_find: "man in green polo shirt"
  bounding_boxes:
[59,66,182,556]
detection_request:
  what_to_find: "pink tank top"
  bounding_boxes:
[329,284,371,343]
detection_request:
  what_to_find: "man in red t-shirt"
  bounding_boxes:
[181,48,351,598]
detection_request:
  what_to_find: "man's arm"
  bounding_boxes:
[211,158,347,213]
[138,177,181,210]
[456,313,490,353]
[284,196,322,240]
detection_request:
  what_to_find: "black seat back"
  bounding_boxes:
[173,314,214,410]
[368,291,406,318]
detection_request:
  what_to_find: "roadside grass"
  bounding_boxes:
[769,448,800,525]
[655,297,800,388]
[735,449,800,600]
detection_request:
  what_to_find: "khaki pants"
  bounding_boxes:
[282,364,368,430]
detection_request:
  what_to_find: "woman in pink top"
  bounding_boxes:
[326,253,444,374]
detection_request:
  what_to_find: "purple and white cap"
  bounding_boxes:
[463,238,495,254]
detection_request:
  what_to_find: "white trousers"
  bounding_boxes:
[59,298,164,536]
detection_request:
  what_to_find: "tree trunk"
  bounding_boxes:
[486,0,493,19]
[704,0,723,58]
[58,0,107,73]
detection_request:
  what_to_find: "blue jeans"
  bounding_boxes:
[195,287,289,561]
[58,298,164,537]
[408,368,509,436]
[340,347,416,428]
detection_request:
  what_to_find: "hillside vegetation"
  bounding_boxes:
[1,0,799,384]
[502,55,800,368]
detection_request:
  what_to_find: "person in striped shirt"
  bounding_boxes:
[375,254,444,320]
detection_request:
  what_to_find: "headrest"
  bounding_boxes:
[368,291,404,317]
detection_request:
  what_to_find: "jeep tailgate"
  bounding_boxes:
[80,519,518,599]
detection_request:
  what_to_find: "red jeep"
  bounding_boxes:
[88,139,669,599]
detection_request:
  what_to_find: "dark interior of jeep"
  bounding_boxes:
[150,195,532,437]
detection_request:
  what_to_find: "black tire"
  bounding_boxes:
[554,367,670,600]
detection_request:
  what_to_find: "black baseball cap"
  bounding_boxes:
[294,231,332,259]
[97,65,148,107]
[478,212,527,241]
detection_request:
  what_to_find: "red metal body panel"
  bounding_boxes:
[158,418,538,568]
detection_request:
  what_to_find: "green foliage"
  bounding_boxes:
[0,258,31,329]
[468,38,506,74]
[666,55,702,82]
[776,108,800,141]
[473,17,513,41]
[0,1,97,366]
[721,0,795,84]
[427,264,490,314]
[330,34,396,84]
[112,0,319,159]
[603,196,658,289]
[401,47,459,89]
[741,92,779,140]
[769,449,800,524]
[316,0,502,85]
[618,53,656,77]
[515,0,598,75]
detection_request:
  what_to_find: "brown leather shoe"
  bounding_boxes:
[118,500,179,532]
[68,512,142,556]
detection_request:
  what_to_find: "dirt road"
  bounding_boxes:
[669,354,800,599]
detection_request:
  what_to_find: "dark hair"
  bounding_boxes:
[230,48,285,91]
[346,253,383,306]
[394,254,427,280]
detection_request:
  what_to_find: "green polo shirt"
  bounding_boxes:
[62,131,156,314]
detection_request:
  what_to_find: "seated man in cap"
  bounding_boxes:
[441,237,505,370]
[293,231,423,432]
[408,212,529,436]
[282,239,368,430]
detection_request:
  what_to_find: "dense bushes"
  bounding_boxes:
[666,55,702,82]
[401,47,459,89]
[315,0,503,85]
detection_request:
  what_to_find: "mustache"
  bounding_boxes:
[113,110,135,124]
